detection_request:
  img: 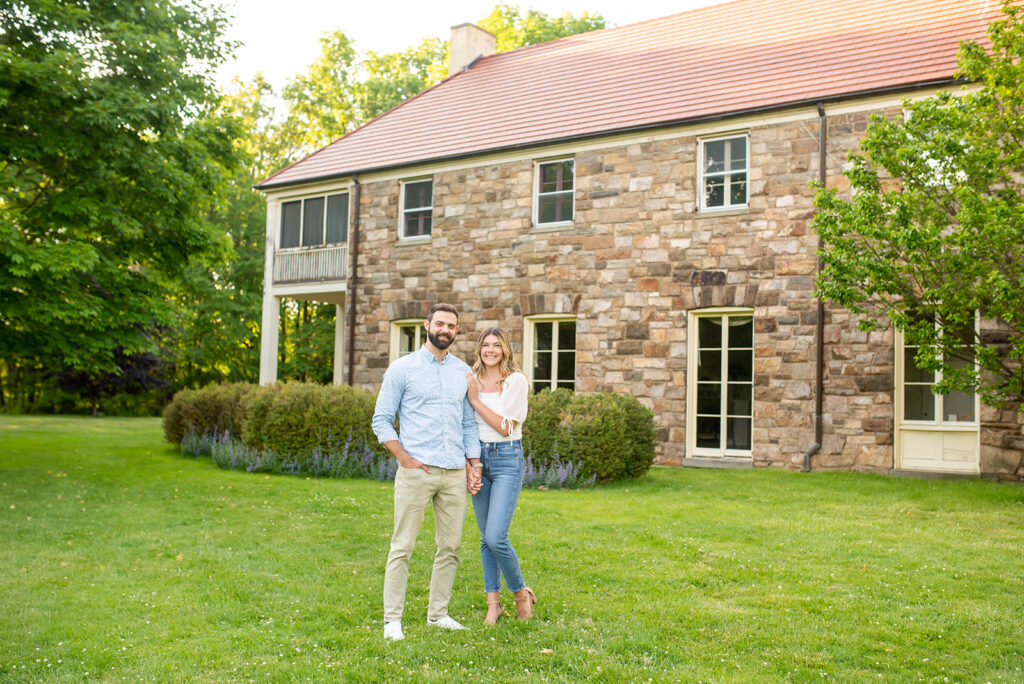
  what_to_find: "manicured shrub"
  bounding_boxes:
[522,389,656,483]
[162,382,256,445]
[240,382,382,459]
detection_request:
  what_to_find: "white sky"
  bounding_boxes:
[215,0,725,91]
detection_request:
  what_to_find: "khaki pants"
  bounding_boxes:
[383,465,468,622]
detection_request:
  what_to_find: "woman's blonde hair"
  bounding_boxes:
[471,327,518,391]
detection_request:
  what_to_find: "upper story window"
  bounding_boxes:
[401,179,433,240]
[279,193,349,249]
[525,315,576,393]
[389,319,426,362]
[700,135,748,211]
[534,159,574,227]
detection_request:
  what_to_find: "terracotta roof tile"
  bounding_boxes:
[258,0,1001,189]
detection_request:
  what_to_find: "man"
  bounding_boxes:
[372,302,482,641]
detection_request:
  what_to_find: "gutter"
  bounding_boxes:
[346,175,361,386]
[256,79,968,191]
[804,102,827,472]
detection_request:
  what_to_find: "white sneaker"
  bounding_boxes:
[427,615,467,631]
[383,621,404,641]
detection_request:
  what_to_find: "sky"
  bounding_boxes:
[214,0,726,91]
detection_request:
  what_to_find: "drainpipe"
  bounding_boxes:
[803,103,828,472]
[346,175,361,386]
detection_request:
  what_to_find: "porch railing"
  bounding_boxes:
[273,245,348,284]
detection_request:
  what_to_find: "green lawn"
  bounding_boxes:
[1,415,1022,682]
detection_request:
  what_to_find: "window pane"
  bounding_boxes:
[533,380,549,393]
[727,349,753,382]
[399,326,417,356]
[326,194,349,243]
[404,211,431,238]
[539,192,573,224]
[404,180,432,210]
[280,200,301,248]
[904,385,935,421]
[558,320,576,350]
[943,390,974,423]
[557,350,575,382]
[726,417,752,450]
[728,317,753,348]
[704,140,726,174]
[727,138,746,171]
[696,383,721,415]
[535,322,553,351]
[704,177,724,208]
[698,317,722,348]
[556,379,575,390]
[904,347,934,384]
[696,416,721,449]
[697,350,721,381]
[533,350,552,383]
[302,197,325,246]
[727,383,752,416]
[729,175,747,205]
[540,161,573,193]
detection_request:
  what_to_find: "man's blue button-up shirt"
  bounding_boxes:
[372,345,481,469]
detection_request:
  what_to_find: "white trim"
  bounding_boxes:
[389,318,427,363]
[685,307,755,459]
[260,86,967,198]
[532,158,575,229]
[523,314,577,391]
[398,178,434,241]
[698,132,749,213]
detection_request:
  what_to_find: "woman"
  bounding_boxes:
[465,327,536,624]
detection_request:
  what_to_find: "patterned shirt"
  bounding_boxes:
[372,345,481,469]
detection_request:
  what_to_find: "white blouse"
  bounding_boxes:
[474,371,530,443]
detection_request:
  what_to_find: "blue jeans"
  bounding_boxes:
[472,440,526,593]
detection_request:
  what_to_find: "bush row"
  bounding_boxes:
[163,382,657,484]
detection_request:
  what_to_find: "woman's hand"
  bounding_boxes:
[465,462,482,494]
[465,372,479,402]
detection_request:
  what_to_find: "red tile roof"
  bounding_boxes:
[258,0,1002,189]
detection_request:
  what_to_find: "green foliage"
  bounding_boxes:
[813,3,1024,407]
[241,382,381,458]
[479,3,606,51]
[523,389,656,483]
[162,382,257,445]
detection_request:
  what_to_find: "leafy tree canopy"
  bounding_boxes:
[478,2,606,52]
[0,0,240,378]
[813,3,1024,407]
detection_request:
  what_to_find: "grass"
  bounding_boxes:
[1,415,1022,683]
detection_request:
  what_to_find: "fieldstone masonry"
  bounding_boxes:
[346,106,1023,478]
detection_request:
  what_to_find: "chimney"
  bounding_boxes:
[448,23,496,76]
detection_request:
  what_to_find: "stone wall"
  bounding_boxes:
[345,107,1021,474]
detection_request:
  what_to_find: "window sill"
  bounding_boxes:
[532,221,575,233]
[397,236,431,245]
[697,206,749,218]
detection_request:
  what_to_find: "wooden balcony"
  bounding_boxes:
[273,245,348,284]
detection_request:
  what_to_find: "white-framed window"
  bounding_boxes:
[534,159,574,228]
[400,179,433,240]
[686,308,754,458]
[524,315,576,393]
[279,193,349,249]
[699,134,748,211]
[897,325,978,425]
[389,319,426,362]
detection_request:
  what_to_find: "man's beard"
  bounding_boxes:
[428,329,454,350]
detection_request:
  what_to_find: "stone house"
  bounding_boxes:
[255,0,1023,478]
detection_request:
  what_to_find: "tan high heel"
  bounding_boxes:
[484,591,502,625]
[514,587,537,620]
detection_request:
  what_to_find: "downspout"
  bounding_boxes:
[346,175,361,386]
[803,102,827,472]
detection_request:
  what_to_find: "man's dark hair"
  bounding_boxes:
[427,302,459,322]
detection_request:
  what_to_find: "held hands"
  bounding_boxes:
[466,461,482,494]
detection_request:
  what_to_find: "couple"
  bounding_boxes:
[371,303,536,641]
